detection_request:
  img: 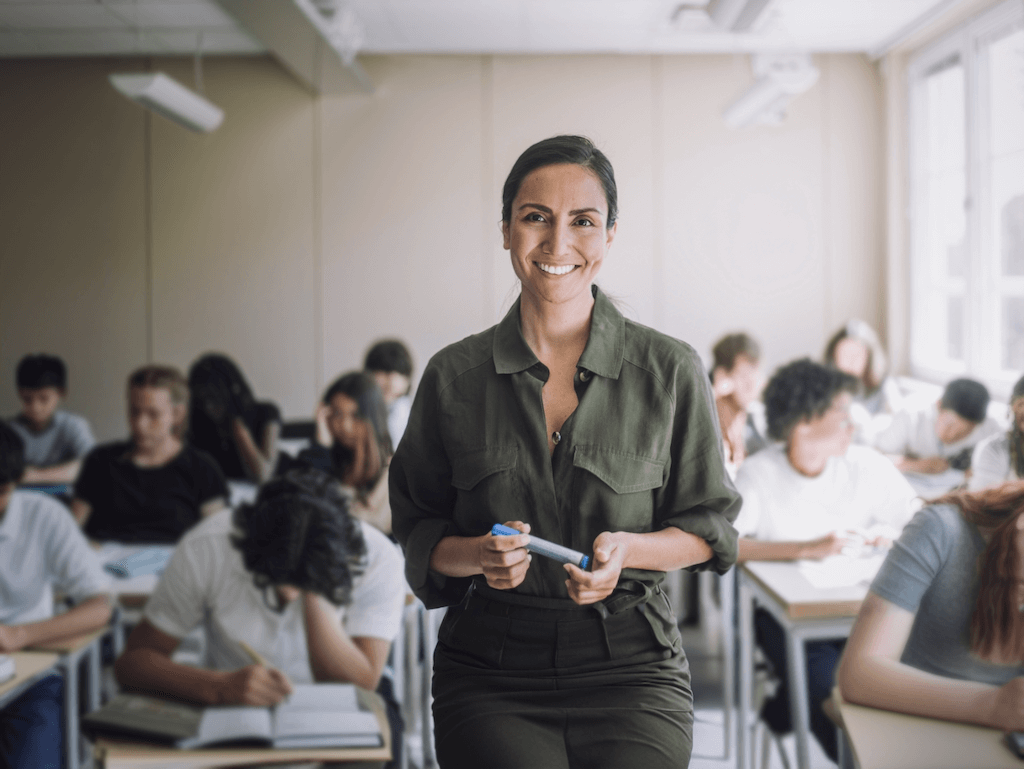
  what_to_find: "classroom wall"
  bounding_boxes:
[0,53,884,440]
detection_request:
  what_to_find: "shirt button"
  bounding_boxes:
[579,369,591,382]
[552,431,561,445]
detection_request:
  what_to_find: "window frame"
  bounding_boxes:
[908,0,1024,396]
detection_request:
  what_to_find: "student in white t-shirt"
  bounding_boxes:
[969,374,1024,492]
[733,358,921,762]
[874,378,1002,475]
[114,468,408,763]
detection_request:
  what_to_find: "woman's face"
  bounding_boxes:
[502,163,616,307]
[834,337,869,379]
[327,392,364,449]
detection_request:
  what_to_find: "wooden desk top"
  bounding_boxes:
[29,626,108,655]
[742,561,869,620]
[834,688,1021,769]
[94,689,392,769]
[0,651,61,702]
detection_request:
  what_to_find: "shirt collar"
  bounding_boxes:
[492,284,625,380]
[0,491,23,541]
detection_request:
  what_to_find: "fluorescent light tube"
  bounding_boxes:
[109,72,224,133]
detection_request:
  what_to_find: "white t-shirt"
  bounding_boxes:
[733,445,921,542]
[144,509,407,683]
[873,402,1002,460]
[0,490,110,624]
[968,432,1019,491]
[387,395,412,450]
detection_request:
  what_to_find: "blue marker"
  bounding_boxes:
[491,524,590,570]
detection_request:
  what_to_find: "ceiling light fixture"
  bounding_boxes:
[707,0,775,32]
[109,72,224,133]
[722,54,819,129]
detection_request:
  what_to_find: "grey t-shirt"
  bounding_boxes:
[870,504,1024,685]
[7,410,95,467]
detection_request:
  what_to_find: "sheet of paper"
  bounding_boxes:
[192,706,272,747]
[282,683,359,712]
[798,553,886,591]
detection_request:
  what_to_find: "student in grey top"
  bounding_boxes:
[8,353,95,485]
[839,483,1024,730]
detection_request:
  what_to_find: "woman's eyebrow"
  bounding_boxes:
[518,203,603,216]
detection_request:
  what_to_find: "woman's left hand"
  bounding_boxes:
[563,531,627,605]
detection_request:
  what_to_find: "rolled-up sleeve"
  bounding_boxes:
[389,363,469,608]
[654,349,742,574]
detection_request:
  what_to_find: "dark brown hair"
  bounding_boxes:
[823,319,888,394]
[934,483,1024,663]
[712,333,761,372]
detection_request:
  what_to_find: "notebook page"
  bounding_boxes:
[189,706,273,747]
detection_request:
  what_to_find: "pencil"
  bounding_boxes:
[238,640,267,667]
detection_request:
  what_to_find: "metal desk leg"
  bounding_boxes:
[738,574,754,769]
[87,640,101,712]
[786,630,811,769]
[719,570,736,762]
[62,653,80,769]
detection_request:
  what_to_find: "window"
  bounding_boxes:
[909,0,1024,392]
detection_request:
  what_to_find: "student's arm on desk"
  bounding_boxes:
[738,534,851,562]
[22,459,81,485]
[0,594,110,653]
[114,620,293,707]
[892,455,950,475]
[303,592,389,691]
[838,593,1024,730]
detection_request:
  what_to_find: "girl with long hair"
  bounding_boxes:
[299,371,393,535]
[187,353,282,484]
[839,482,1024,729]
[970,373,1024,491]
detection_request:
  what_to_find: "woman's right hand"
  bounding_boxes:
[478,521,532,590]
[986,677,1024,731]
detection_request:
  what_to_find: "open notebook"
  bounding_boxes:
[82,683,382,749]
[0,655,14,684]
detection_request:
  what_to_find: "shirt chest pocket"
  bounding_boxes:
[450,446,519,528]
[573,447,665,532]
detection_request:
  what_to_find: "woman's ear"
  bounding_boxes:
[501,220,511,250]
[605,221,618,249]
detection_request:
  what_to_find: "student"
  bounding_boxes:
[113,468,407,765]
[72,365,227,543]
[969,374,1024,491]
[710,332,767,477]
[364,340,414,447]
[302,372,393,535]
[838,482,1024,732]
[7,353,95,485]
[823,319,902,417]
[187,353,282,484]
[0,422,111,768]
[874,378,1001,475]
[733,358,920,761]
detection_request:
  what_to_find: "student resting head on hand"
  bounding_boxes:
[710,332,765,475]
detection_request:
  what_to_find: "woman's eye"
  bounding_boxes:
[575,218,594,227]
[525,212,546,222]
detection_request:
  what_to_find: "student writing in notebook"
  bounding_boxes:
[114,468,407,763]
[0,422,111,768]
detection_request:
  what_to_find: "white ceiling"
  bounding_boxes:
[0,0,960,58]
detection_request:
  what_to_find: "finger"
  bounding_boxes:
[564,563,595,586]
[269,668,294,695]
[487,533,531,552]
[482,548,531,569]
[592,542,618,568]
[502,521,531,535]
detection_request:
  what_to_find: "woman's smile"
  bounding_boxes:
[535,262,580,276]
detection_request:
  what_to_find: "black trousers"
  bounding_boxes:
[431,584,693,769]
[754,608,844,762]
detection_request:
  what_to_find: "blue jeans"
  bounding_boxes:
[0,673,64,769]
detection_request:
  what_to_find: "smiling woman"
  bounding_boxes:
[390,135,741,769]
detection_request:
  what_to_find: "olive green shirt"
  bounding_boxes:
[391,286,741,610]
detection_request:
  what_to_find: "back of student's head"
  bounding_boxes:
[940,378,990,424]
[0,422,25,485]
[763,358,859,442]
[16,354,67,391]
[364,340,414,378]
[712,333,761,373]
[232,468,368,606]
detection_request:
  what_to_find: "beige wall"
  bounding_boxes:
[0,52,884,440]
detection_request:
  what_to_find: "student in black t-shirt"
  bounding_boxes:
[187,353,282,483]
[72,366,227,543]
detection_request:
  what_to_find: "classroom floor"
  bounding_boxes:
[682,624,838,769]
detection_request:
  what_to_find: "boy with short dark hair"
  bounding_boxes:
[8,353,95,485]
[0,422,112,767]
[709,332,767,475]
[875,377,1001,474]
[364,339,414,447]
